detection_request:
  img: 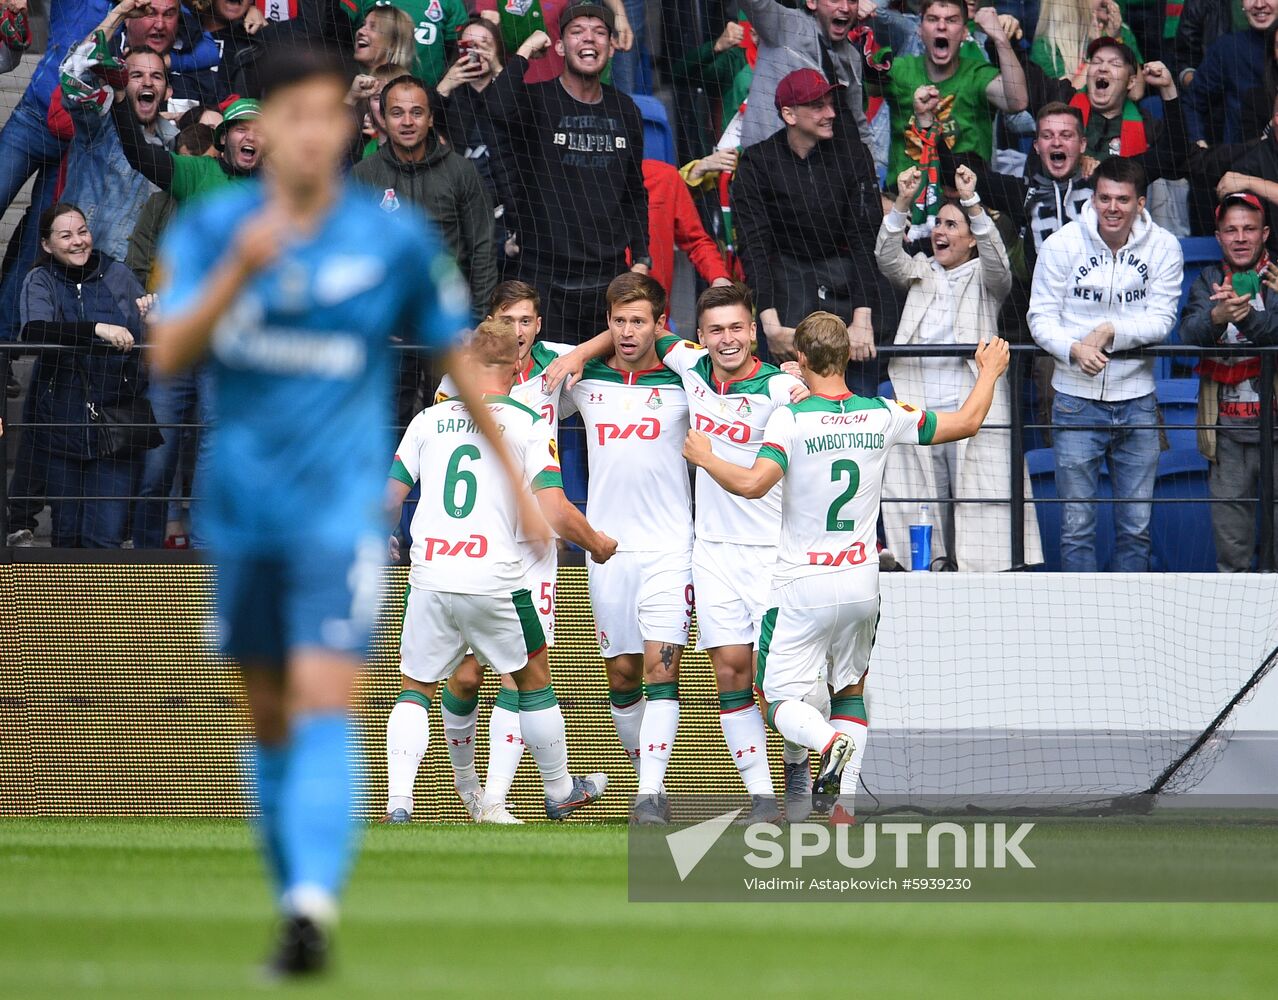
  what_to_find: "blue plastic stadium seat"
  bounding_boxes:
[632,94,675,166]
[1166,238,1222,379]
[877,379,894,399]
[1156,377,1201,450]
[1150,447,1216,571]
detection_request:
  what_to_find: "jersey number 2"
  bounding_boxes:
[827,459,860,532]
[444,445,480,519]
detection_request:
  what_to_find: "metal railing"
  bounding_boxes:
[3,341,1275,569]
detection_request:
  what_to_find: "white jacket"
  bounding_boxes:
[1028,201,1182,401]
[876,208,1043,570]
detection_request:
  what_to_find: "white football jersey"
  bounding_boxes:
[391,395,562,596]
[759,394,937,583]
[435,339,578,441]
[435,340,576,543]
[568,358,692,553]
[656,334,801,545]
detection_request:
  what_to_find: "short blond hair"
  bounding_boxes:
[795,311,850,376]
[469,318,519,368]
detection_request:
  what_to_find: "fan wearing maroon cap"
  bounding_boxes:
[1063,37,1181,167]
[1179,191,1278,572]
[732,67,885,396]
[737,0,875,156]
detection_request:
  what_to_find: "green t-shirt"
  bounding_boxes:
[883,52,1000,183]
[169,154,249,204]
[344,0,469,86]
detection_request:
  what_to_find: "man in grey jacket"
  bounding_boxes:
[351,74,497,323]
[738,0,872,154]
[1179,192,1278,571]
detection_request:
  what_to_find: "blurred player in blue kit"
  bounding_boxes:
[147,46,531,978]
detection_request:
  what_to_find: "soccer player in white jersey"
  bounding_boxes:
[562,273,692,824]
[384,319,617,823]
[685,312,1010,823]
[426,281,579,823]
[553,282,807,821]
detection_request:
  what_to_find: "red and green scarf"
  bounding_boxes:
[0,6,31,50]
[1197,253,1270,385]
[905,121,943,227]
[1069,91,1149,157]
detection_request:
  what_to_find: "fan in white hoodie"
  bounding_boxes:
[1028,178,1183,401]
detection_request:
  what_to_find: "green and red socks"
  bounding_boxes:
[516,684,572,803]
[830,694,869,812]
[483,685,525,809]
[719,689,773,796]
[441,686,480,800]
[385,690,430,816]
[637,682,679,796]
[608,684,645,774]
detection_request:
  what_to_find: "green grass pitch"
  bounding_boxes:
[1,819,1276,998]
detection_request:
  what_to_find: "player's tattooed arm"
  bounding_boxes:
[682,430,784,500]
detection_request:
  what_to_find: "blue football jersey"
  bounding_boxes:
[156,182,469,553]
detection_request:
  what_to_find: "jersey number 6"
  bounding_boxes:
[444,445,480,519]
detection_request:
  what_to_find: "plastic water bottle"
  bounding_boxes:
[910,504,933,572]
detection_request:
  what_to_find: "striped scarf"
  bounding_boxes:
[1069,91,1149,156]
[1197,253,1270,385]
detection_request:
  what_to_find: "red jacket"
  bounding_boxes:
[642,159,731,299]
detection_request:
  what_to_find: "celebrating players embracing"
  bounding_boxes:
[684,312,1011,824]
[560,274,693,824]
[384,319,617,828]
[426,281,582,823]
[554,281,808,820]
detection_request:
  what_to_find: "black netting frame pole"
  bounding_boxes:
[1260,350,1275,572]
[1008,346,1026,569]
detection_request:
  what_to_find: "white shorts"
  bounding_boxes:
[400,586,546,683]
[520,540,558,647]
[692,539,775,650]
[756,572,879,703]
[587,548,693,657]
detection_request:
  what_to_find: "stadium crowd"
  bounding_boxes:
[0,0,1276,572]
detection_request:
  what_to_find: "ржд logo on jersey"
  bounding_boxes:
[596,417,660,445]
[807,543,867,567]
[693,413,750,443]
[422,535,488,560]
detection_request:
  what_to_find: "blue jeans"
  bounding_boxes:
[0,92,67,341]
[1052,391,1159,572]
[45,450,140,548]
[609,0,650,95]
[132,370,202,548]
